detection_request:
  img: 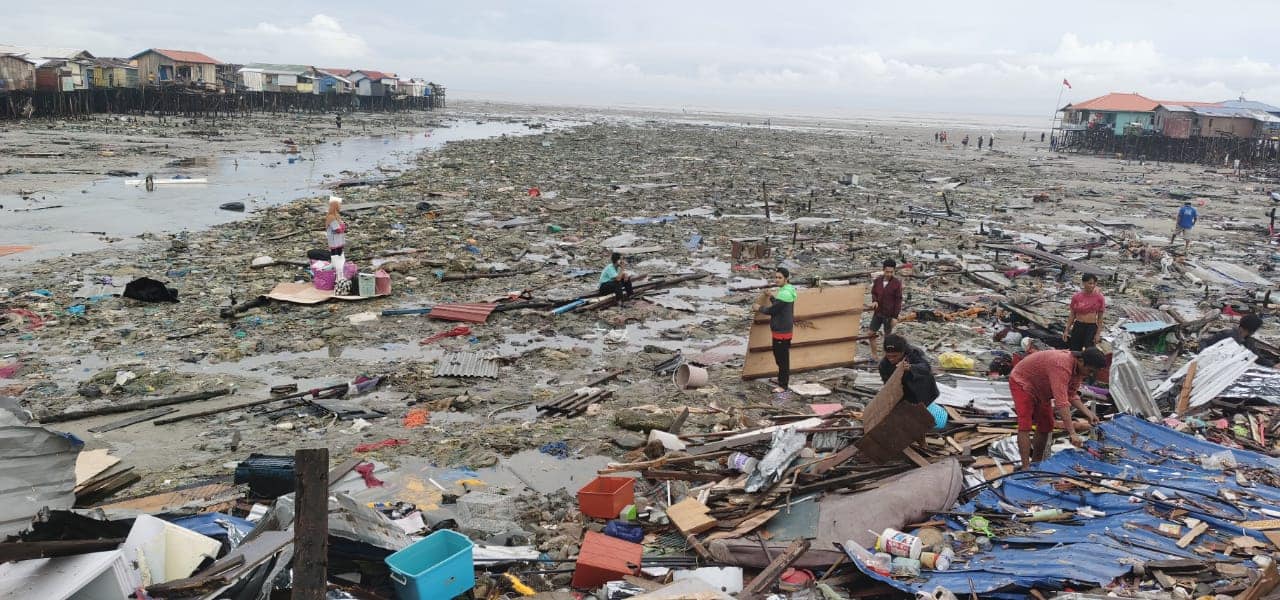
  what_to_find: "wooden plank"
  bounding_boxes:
[1176,361,1198,415]
[40,388,232,423]
[95,482,235,512]
[1177,522,1209,548]
[0,538,124,563]
[741,538,811,600]
[293,448,329,599]
[74,449,120,487]
[87,407,177,432]
[1236,559,1279,600]
[902,446,932,468]
[706,509,779,542]
[1241,520,1280,531]
[668,498,717,536]
[742,286,863,380]
[1263,531,1280,549]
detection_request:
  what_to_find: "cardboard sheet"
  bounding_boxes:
[266,282,388,305]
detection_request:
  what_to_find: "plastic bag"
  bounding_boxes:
[939,352,975,370]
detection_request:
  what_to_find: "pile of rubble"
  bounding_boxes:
[2,103,1280,598]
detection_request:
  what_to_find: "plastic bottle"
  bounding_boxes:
[935,548,955,571]
[873,528,923,559]
[890,557,922,577]
[867,552,893,576]
[728,452,759,473]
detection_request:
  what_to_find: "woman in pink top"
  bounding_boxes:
[1064,273,1105,351]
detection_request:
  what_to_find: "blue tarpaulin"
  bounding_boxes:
[852,415,1280,595]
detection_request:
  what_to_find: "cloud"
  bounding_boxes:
[232,14,368,62]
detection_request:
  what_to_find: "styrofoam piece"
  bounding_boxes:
[121,514,222,588]
[673,566,744,593]
[0,549,131,599]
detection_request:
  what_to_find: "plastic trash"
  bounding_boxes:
[939,352,975,370]
[745,427,806,493]
[1201,450,1238,470]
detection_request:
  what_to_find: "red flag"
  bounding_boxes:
[1063,78,1072,89]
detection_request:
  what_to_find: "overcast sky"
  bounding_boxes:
[5,1,1280,117]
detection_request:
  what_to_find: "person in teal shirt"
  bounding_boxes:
[599,252,634,302]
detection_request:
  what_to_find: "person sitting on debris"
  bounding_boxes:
[1064,273,1106,351]
[1201,314,1277,367]
[599,252,634,302]
[880,335,948,429]
[869,259,904,338]
[1008,348,1104,470]
[1171,201,1198,251]
[756,267,797,394]
[325,196,347,258]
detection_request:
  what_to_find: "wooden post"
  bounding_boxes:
[1175,361,1198,415]
[741,538,810,599]
[293,448,329,599]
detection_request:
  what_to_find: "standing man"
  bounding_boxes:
[869,259,904,338]
[1008,348,1105,470]
[988,133,995,149]
[1041,132,1046,142]
[335,113,342,130]
[1064,273,1105,351]
[978,136,984,150]
[757,267,797,394]
[1171,201,1198,251]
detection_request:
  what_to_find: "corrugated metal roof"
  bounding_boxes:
[429,302,497,323]
[240,63,312,75]
[1152,337,1257,409]
[1220,99,1280,113]
[132,48,221,64]
[319,68,353,77]
[434,352,499,378]
[1109,347,1160,418]
[0,44,93,61]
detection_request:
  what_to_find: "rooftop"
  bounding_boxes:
[0,44,93,61]
[1065,92,1219,113]
[131,48,221,65]
[240,63,312,75]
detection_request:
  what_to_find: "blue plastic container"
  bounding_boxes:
[385,529,474,599]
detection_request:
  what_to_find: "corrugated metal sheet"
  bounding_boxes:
[1109,347,1160,418]
[433,352,498,379]
[1112,304,1175,325]
[984,244,1109,277]
[935,379,1014,414]
[1152,338,1257,409]
[1203,261,1272,287]
[429,302,497,324]
[0,399,81,538]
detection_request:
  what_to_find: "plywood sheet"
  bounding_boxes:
[748,313,861,350]
[74,449,120,488]
[266,282,388,304]
[742,341,859,379]
[742,285,863,380]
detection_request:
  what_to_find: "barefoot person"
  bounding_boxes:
[757,267,797,393]
[1064,273,1105,350]
[868,259,903,338]
[1008,348,1105,470]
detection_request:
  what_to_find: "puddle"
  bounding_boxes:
[1,120,565,262]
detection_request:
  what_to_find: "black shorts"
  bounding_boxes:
[1068,322,1098,351]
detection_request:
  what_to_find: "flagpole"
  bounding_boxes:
[1049,80,1067,147]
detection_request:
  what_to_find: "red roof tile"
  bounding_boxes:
[136,48,221,64]
[319,68,352,77]
[1067,92,1220,113]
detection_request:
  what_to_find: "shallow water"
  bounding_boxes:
[1,120,544,262]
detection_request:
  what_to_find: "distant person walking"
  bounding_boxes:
[1041,132,1046,142]
[978,136,984,150]
[961,135,969,149]
[1022,132,1027,142]
[988,133,995,149]
[1171,201,1198,251]
[869,259,904,338]
[1064,274,1105,351]
[335,113,342,130]
[756,267,797,394]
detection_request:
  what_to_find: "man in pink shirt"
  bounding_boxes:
[1008,348,1105,470]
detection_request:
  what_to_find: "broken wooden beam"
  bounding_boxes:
[39,388,233,423]
[293,448,329,599]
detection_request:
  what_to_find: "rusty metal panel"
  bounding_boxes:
[434,352,498,379]
[429,302,497,323]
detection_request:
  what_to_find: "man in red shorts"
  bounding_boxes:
[1008,348,1105,470]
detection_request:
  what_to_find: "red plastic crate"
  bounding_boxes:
[572,530,642,588]
[576,476,635,519]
